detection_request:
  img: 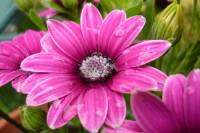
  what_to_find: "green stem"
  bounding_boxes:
[0,109,29,133]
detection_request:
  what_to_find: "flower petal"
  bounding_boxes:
[81,3,103,53]
[107,16,145,59]
[102,120,143,133]
[124,66,167,90]
[24,30,43,54]
[163,74,187,130]
[21,53,77,73]
[0,41,28,62]
[0,55,19,69]
[26,74,82,106]
[47,85,87,129]
[98,10,126,55]
[78,84,108,133]
[115,40,171,70]
[47,19,88,62]
[12,72,31,92]
[0,70,24,87]
[104,86,126,128]
[41,33,66,56]
[108,70,157,93]
[39,9,59,18]
[131,90,181,133]
[184,69,200,132]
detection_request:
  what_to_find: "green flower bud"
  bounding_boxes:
[62,0,78,9]
[20,106,47,131]
[14,0,36,13]
[151,1,184,44]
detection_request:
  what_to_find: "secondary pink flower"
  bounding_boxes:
[21,4,170,132]
[0,30,45,93]
[130,69,200,133]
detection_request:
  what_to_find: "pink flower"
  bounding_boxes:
[21,4,171,132]
[116,69,200,133]
[0,30,45,93]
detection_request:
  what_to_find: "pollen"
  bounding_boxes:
[80,53,113,81]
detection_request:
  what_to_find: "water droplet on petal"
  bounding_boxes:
[186,86,196,95]
[115,27,126,37]
[122,49,131,55]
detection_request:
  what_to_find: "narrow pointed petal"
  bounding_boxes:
[12,73,31,92]
[98,10,126,54]
[124,66,167,90]
[131,90,181,133]
[39,9,59,18]
[47,19,88,62]
[108,70,157,93]
[184,69,200,132]
[115,40,171,70]
[107,16,145,59]
[0,41,28,62]
[0,70,24,87]
[41,33,66,56]
[21,73,59,94]
[81,3,103,53]
[47,85,87,129]
[21,53,77,73]
[105,86,126,128]
[78,84,108,133]
[24,30,43,54]
[163,74,187,130]
[102,120,143,133]
[0,55,19,69]
[26,74,82,106]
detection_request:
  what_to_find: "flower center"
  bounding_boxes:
[79,53,113,81]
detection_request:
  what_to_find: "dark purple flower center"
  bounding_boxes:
[79,53,114,81]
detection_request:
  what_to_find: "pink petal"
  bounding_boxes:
[26,74,82,106]
[102,120,143,133]
[47,85,87,129]
[21,53,77,73]
[131,90,181,133]
[78,84,108,132]
[24,30,43,54]
[163,74,187,130]
[81,3,103,53]
[115,40,172,70]
[47,19,88,62]
[12,72,31,92]
[124,66,167,90]
[104,86,126,128]
[0,55,19,69]
[98,10,126,55]
[41,33,65,56]
[0,41,28,62]
[21,73,59,94]
[0,70,24,87]
[39,9,59,18]
[184,69,200,132]
[108,70,157,93]
[106,16,145,59]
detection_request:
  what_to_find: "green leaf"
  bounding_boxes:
[125,0,143,18]
[28,9,47,31]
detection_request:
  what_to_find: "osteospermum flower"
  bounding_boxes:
[0,30,45,92]
[21,4,171,132]
[127,69,200,133]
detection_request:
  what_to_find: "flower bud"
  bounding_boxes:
[14,0,36,13]
[62,0,78,9]
[20,106,47,131]
[151,1,183,44]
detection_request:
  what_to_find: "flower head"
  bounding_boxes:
[0,30,45,93]
[129,69,200,133]
[21,4,171,132]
